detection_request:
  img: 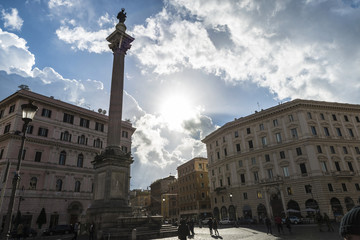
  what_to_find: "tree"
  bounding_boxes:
[36,208,46,229]
[18,84,30,90]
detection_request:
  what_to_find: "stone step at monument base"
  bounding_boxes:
[102,224,178,240]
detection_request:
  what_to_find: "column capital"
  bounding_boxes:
[106,27,134,54]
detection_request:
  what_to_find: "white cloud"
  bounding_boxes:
[1,8,23,31]
[48,0,74,9]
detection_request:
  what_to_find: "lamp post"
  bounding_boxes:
[2,101,38,239]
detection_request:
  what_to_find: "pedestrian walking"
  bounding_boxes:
[339,206,360,240]
[316,212,323,232]
[72,221,80,240]
[187,218,194,236]
[208,218,213,236]
[274,216,284,234]
[285,216,292,233]
[213,218,219,236]
[178,220,190,240]
[323,213,334,232]
[265,216,272,235]
[17,223,24,240]
[89,222,95,240]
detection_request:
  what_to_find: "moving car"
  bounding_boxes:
[282,216,302,224]
[43,225,74,236]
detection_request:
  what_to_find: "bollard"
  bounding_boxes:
[132,228,137,240]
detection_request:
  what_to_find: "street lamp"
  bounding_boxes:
[2,101,38,239]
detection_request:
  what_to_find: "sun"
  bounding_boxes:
[159,94,195,130]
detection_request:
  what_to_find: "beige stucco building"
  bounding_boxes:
[202,99,360,222]
[0,90,134,230]
[177,157,212,221]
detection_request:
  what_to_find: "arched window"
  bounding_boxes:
[93,138,102,148]
[77,154,84,168]
[78,135,87,145]
[61,131,71,142]
[59,151,66,165]
[75,181,81,192]
[30,177,37,190]
[56,179,63,191]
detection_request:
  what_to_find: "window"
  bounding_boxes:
[324,127,330,136]
[320,113,325,120]
[273,119,278,126]
[344,115,349,122]
[321,162,328,173]
[219,179,223,187]
[224,148,227,156]
[41,108,52,118]
[275,133,282,143]
[0,149,3,159]
[94,138,103,148]
[330,146,336,154]
[289,115,294,122]
[291,128,298,138]
[342,183,347,192]
[38,128,48,137]
[356,147,360,154]
[248,140,253,149]
[214,197,217,204]
[240,174,245,184]
[243,192,248,200]
[355,183,360,191]
[254,171,259,182]
[236,143,241,152]
[30,177,37,190]
[257,191,263,199]
[259,124,264,130]
[311,126,317,135]
[261,136,267,146]
[217,152,220,159]
[63,113,74,124]
[234,131,239,138]
[296,147,302,156]
[9,104,15,113]
[335,161,341,171]
[238,160,243,167]
[59,151,66,165]
[251,157,256,165]
[287,187,293,195]
[216,140,218,146]
[328,183,333,192]
[246,128,251,134]
[34,152,42,162]
[60,131,71,142]
[317,145,322,153]
[77,154,84,167]
[212,169,214,176]
[267,169,273,179]
[78,135,87,145]
[336,128,342,137]
[0,109,4,119]
[307,112,312,119]
[348,162,354,172]
[356,116,360,123]
[122,131,129,138]
[227,177,231,186]
[75,181,81,192]
[305,185,312,193]
[56,179,63,191]
[223,136,226,143]
[348,129,354,137]
[283,167,289,177]
[95,122,104,132]
[300,163,307,174]
[332,114,337,121]
[4,124,11,134]
[343,146,348,154]
[22,149,26,160]
[280,151,286,159]
[265,154,270,162]
[80,118,90,128]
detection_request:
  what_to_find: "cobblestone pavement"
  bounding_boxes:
[158,223,342,240]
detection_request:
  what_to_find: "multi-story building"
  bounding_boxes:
[149,176,176,216]
[161,179,178,223]
[177,157,212,221]
[0,90,135,230]
[202,99,360,222]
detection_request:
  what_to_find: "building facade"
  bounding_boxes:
[0,90,135,230]
[129,189,150,217]
[149,176,176,216]
[202,99,360,222]
[177,157,212,221]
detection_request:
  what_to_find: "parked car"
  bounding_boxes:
[219,218,234,225]
[43,224,74,236]
[282,216,302,224]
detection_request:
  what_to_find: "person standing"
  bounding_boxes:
[285,217,292,233]
[178,220,190,240]
[208,218,213,236]
[213,218,219,236]
[323,213,334,232]
[265,216,272,235]
[72,222,80,240]
[89,222,95,240]
[188,218,194,236]
[274,216,284,235]
[316,212,323,232]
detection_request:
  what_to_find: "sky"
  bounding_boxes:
[0,0,359,190]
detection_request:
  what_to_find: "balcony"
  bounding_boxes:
[331,170,355,178]
[259,176,284,186]
[214,187,226,194]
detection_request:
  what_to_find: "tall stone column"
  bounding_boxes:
[87,8,135,232]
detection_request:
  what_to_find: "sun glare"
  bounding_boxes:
[159,94,195,130]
